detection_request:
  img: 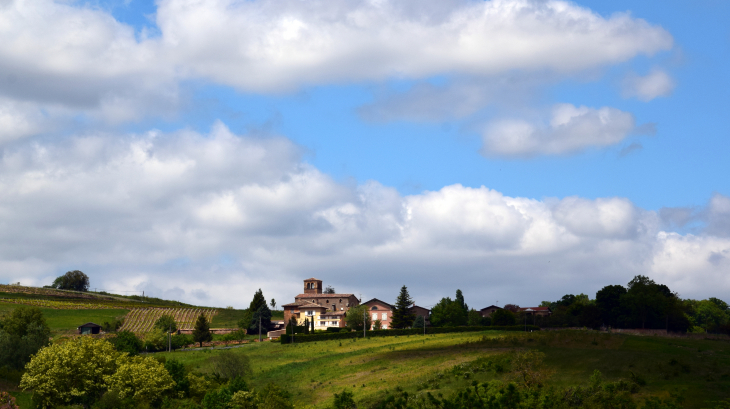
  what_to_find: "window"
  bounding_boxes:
[372,313,378,321]
[326,300,329,303]
[306,310,314,316]
[382,324,387,329]
[371,306,378,310]
[382,313,387,320]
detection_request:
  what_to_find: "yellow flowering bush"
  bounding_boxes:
[105,356,174,402]
[20,337,121,408]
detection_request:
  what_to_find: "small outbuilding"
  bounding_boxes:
[77,322,102,335]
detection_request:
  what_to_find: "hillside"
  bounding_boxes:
[153,330,730,408]
[0,284,276,337]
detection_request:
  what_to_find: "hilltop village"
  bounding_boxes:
[274,278,550,337]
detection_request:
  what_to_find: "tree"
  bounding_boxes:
[0,306,49,337]
[270,298,277,311]
[596,285,627,328]
[373,319,383,330]
[109,330,143,356]
[345,304,371,332]
[208,350,253,380]
[391,285,416,329]
[412,316,425,330]
[578,305,603,329]
[430,293,468,327]
[324,285,336,294]
[491,309,516,326]
[105,356,175,403]
[0,306,51,370]
[503,304,521,313]
[154,314,177,333]
[455,289,469,315]
[164,358,190,397]
[193,313,213,347]
[249,304,272,333]
[333,389,356,409]
[467,309,483,326]
[51,270,90,292]
[20,337,121,408]
[249,289,267,314]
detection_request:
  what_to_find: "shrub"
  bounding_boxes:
[110,331,143,355]
[104,356,175,404]
[492,309,517,326]
[206,351,252,380]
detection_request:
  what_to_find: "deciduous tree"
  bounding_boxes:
[51,270,90,292]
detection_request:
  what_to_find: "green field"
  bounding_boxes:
[152,330,730,408]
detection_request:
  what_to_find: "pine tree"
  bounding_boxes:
[391,285,416,329]
[193,313,212,347]
[249,304,272,333]
[249,289,267,313]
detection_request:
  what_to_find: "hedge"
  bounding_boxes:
[279,325,539,344]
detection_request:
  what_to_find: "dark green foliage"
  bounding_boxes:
[193,313,213,347]
[333,389,356,409]
[109,330,143,355]
[0,306,51,369]
[226,376,249,395]
[281,326,538,344]
[0,306,49,337]
[202,388,232,409]
[91,390,136,409]
[257,383,293,409]
[491,309,516,326]
[155,314,178,333]
[51,270,90,292]
[207,350,252,380]
[101,317,124,332]
[249,289,267,314]
[165,358,190,397]
[430,293,469,327]
[596,284,627,328]
[303,317,310,335]
[324,285,336,294]
[250,304,272,333]
[413,315,425,329]
[467,309,483,326]
[578,304,602,329]
[391,285,416,329]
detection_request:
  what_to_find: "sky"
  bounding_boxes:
[0,0,728,310]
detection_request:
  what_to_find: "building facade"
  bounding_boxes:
[479,305,502,317]
[361,298,431,329]
[283,278,360,327]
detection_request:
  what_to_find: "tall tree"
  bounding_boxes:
[51,270,90,292]
[192,314,212,347]
[249,289,267,313]
[270,298,276,311]
[324,285,336,294]
[596,285,627,328]
[345,304,371,331]
[391,285,416,329]
[249,304,272,333]
[455,289,469,315]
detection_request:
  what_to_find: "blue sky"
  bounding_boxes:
[0,0,728,308]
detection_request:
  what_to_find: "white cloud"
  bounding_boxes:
[156,0,672,92]
[0,99,51,143]
[481,103,639,157]
[1,124,728,307]
[622,69,675,101]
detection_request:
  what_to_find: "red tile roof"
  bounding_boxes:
[518,307,551,312]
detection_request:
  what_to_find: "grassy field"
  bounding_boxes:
[152,330,730,408]
[212,308,284,328]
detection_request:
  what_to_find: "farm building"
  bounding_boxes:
[361,298,431,329]
[283,278,360,325]
[479,305,502,317]
[77,322,101,335]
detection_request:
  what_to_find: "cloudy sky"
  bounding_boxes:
[1,0,728,309]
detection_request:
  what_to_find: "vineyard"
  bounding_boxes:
[0,298,124,310]
[0,284,124,301]
[119,308,218,333]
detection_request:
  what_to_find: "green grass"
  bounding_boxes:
[0,301,129,336]
[153,330,730,408]
[212,309,284,328]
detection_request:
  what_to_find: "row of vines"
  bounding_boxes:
[0,284,120,300]
[119,308,218,333]
[0,298,126,310]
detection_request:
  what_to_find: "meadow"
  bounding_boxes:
[155,330,730,408]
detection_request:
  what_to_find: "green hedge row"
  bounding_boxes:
[279,325,540,344]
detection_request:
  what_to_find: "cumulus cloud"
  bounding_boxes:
[0,0,672,105]
[622,69,676,101]
[480,104,643,157]
[1,124,728,306]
